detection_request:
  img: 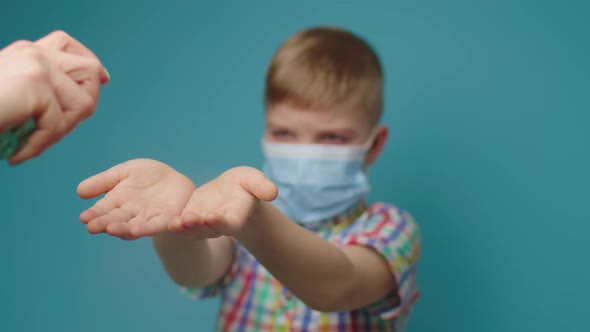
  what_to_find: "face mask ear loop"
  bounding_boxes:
[360,127,380,173]
[363,127,380,151]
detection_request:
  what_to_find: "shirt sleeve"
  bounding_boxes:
[180,240,241,300]
[341,202,421,319]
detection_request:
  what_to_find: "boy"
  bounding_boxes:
[78,27,421,331]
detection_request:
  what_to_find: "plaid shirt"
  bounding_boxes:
[182,201,421,331]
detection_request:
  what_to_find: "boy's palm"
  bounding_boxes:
[77,158,195,240]
[169,166,278,238]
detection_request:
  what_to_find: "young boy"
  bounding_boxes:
[77,27,421,331]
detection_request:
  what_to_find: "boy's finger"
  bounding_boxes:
[192,218,221,238]
[130,215,171,237]
[78,163,130,199]
[176,212,213,233]
[79,197,119,224]
[106,222,134,239]
[86,218,110,234]
[180,212,205,227]
[239,168,278,202]
[168,216,184,232]
[86,208,133,233]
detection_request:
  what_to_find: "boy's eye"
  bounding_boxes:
[272,130,294,140]
[321,134,348,144]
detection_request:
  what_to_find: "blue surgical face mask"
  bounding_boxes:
[262,132,376,224]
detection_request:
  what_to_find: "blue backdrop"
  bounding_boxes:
[1,1,588,331]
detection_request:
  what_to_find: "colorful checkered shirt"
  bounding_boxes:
[182,201,421,331]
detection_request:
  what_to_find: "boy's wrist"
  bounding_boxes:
[249,199,264,222]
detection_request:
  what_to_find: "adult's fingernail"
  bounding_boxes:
[101,66,111,84]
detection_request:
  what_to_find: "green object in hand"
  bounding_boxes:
[0,119,36,160]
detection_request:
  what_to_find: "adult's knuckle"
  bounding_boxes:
[7,39,34,50]
[79,94,97,118]
[48,30,71,43]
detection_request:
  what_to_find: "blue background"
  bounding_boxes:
[1,1,588,331]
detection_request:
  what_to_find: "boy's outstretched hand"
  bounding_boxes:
[169,166,278,239]
[77,158,195,240]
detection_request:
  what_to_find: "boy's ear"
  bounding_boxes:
[365,125,388,166]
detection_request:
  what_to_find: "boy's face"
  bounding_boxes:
[264,100,388,167]
[264,100,374,146]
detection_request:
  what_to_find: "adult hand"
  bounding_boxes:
[0,30,109,164]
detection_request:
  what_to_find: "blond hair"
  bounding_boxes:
[265,27,384,126]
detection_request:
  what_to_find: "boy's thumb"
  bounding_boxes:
[238,166,278,202]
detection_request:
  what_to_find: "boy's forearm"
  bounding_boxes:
[152,232,234,288]
[235,202,389,312]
